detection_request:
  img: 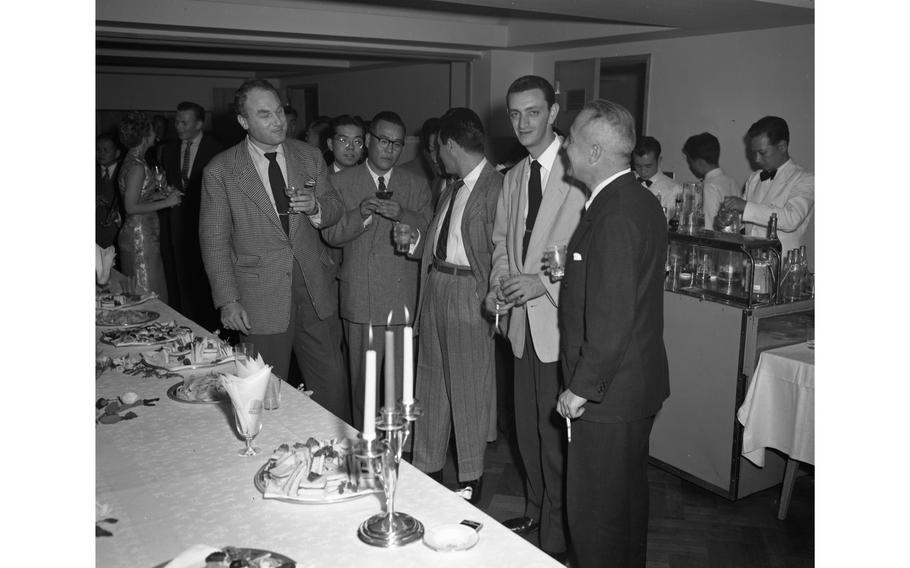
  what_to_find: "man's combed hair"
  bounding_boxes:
[632,136,660,159]
[437,107,485,154]
[747,115,790,145]
[506,75,556,108]
[330,114,365,136]
[583,99,636,156]
[233,79,280,118]
[682,132,720,165]
[370,111,406,135]
[177,101,206,123]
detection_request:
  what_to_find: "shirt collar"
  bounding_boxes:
[462,158,487,190]
[183,131,204,148]
[246,136,283,160]
[585,168,631,210]
[365,161,393,186]
[529,136,561,172]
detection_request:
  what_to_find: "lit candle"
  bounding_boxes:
[402,306,414,404]
[363,326,377,441]
[384,310,395,410]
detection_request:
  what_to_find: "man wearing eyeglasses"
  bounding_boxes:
[322,110,433,430]
[326,115,366,174]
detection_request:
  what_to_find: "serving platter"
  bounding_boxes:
[99,321,193,347]
[254,439,381,504]
[166,376,228,404]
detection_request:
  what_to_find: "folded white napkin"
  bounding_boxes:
[220,354,272,434]
[96,244,116,285]
[163,544,221,568]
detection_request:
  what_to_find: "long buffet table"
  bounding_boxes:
[95,281,560,567]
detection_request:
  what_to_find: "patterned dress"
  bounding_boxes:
[117,151,169,302]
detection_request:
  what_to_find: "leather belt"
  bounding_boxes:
[431,259,473,277]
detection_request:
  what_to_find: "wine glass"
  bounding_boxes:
[376,186,393,200]
[232,398,263,456]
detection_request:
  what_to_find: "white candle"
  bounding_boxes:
[384,322,395,409]
[363,327,377,441]
[402,307,414,404]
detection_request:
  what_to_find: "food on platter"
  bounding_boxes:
[204,547,294,568]
[99,320,193,347]
[170,374,228,403]
[96,291,157,310]
[96,309,160,327]
[258,438,379,503]
[144,336,235,370]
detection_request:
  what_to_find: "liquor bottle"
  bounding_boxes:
[766,213,779,241]
[669,197,682,231]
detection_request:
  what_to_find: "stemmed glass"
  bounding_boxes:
[232,399,263,456]
[153,166,167,192]
[283,183,300,215]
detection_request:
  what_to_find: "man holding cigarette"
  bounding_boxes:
[558,99,669,568]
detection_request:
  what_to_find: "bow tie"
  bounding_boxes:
[637,177,653,188]
[759,169,777,182]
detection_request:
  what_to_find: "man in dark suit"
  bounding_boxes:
[395,107,503,505]
[96,132,123,254]
[557,99,670,568]
[200,79,351,422]
[322,111,432,430]
[161,101,223,329]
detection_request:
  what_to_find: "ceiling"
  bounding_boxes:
[97,0,814,77]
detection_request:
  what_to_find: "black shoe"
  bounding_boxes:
[425,469,444,483]
[455,477,482,505]
[503,516,539,535]
[546,550,569,566]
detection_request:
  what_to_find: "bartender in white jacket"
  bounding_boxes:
[724,115,814,261]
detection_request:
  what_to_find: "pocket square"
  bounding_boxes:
[572,252,582,261]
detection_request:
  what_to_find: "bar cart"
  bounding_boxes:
[651,228,813,499]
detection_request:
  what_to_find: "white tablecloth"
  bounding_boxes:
[96,295,560,568]
[737,342,815,467]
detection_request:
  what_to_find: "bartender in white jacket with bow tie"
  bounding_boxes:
[724,115,814,265]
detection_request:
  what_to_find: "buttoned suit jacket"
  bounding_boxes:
[163,133,223,246]
[414,161,503,334]
[321,163,432,324]
[559,172,669,422]
[490,149,586,362]
[199,138,344,335]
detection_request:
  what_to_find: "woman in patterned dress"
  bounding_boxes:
[116,111,182,302]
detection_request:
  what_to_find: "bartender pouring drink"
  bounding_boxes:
[723,116,815,264]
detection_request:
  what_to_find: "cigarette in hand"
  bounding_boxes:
[565,416,572,443]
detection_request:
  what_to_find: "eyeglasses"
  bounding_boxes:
[370,132,404,152]
[334,135,364,149]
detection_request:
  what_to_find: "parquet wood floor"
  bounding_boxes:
[431,429,814,567]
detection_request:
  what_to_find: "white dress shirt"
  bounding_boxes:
[433,158,487,266]
[245,137,321,226]
[586,168,632,210]
[642,171,683,214]
[522,136,562,218]
[701,167,740,229]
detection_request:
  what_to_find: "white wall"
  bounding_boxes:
[533,25,815,188]
[288,63,452,136]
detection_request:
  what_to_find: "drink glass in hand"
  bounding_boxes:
[154,166,167,192]
[544,245,567,281]
[376,186,393,200]
[284,183,300,215]
[232,399,263,456]
[393,223,412,253]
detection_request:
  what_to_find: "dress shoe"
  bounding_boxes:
[503,516,539,535]
[425,469,444,483]
[454,477,482,505]
[546,550,569,566]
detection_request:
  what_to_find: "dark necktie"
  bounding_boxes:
[181,141,192,185]
[637,176,653,188]
[378,175,387,194]
[435,180,465,261]
[101,167,110,184]
[264,152,290,235]
[522,160,542,264]
[759,169,777,182]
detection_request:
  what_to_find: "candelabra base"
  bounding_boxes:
[357,512,424,547]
